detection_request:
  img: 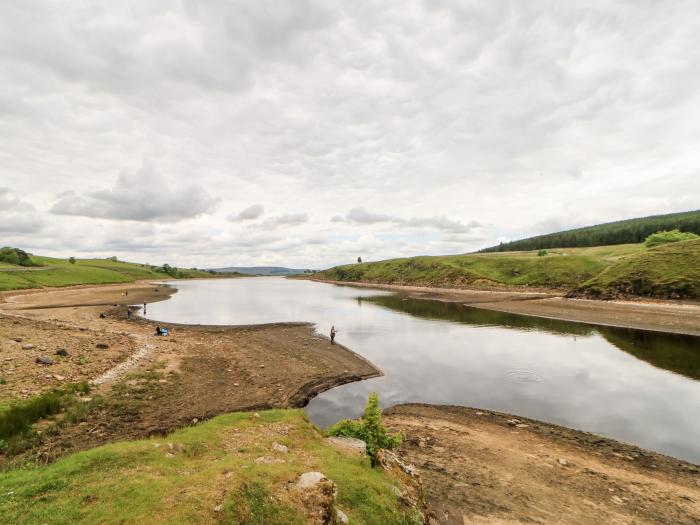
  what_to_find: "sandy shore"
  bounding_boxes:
[313,279,700,336]
[0,282,380,463]
[386,404,700,525]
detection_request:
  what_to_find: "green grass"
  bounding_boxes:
[316,242,700,299]
[0,409,413,525]
[316,246,630,289]
[0,255,224,291]
[579,239,700,299]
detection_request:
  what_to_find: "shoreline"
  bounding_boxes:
[0,282,381,464]
[311,278,700,336]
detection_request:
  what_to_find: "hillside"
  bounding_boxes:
[213,266,310,276]
[315,240,700,299]
[576,239,700,299]
[0,252,223,291]
[481,209,700,252]
[315,245,638,290]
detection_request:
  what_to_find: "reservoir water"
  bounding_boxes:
[144,277,700,463]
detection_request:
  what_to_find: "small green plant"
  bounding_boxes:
[537,249,548,257]
[0,377,6,385]
[326,393,401,466]
[644,229,699,248]
[68,256,76,264]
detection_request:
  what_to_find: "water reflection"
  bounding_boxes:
[365,295,700,380]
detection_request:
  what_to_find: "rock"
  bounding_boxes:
[336,508,349,524]
[506,418,521,426]
[12,337,22,343]
[95,343,109,349]
[326,436,367,455]
[254,456,285,464]
[293,472,337,524]
[253,413,260,418]
[271,442,288,454]
[55,348,69,357]
[212,504,222,513]
[611,495,624,505]
[516,423,529,428]
[22,343,34,350]
[35,357,54,365]
[558,458,568,466]
[53,374,65,381]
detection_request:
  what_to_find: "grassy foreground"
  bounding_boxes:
[0,409,413,525]
[0,256,220,291]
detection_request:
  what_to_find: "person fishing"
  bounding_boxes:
[330,326,337,344]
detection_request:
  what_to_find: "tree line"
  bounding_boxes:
[480,210,700,252]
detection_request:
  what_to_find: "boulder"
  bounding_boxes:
[271,442,289,454]
[294,472,337,524]
[35,357,54,366]
[336,508,349,524]
[55,348,69,357]
[326,436,367,455]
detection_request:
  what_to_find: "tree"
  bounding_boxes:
[357,256,362,263]
[68,257,76,264]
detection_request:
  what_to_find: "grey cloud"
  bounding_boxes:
[344,207,480,233]
[0,188,44,234]
[50,161,219,222]
[260,213,310,227]
[229,204,265,222]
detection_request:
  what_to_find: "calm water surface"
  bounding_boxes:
[144,278,700,463]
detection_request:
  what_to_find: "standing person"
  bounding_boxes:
[330,326,337,344]
[127,307,132,319]
[143,302,147,315]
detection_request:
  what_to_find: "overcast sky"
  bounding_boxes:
[1,1,699,269]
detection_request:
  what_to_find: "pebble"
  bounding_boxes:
[22,344,34,350]
[611,495,624,505]
[558,458,568,466]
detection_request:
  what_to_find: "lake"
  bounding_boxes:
[143,277,700,463]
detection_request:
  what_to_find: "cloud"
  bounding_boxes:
[258,212,310,228]
[228,204,265,222]
[50,161,219,222]
[0,188,44,234]
[343,207,481,233]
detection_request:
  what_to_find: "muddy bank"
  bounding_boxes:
[385,404,700,525]
[312,279,700,336]
[0,283,380,464]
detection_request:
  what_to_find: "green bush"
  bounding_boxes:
[326,393,401,466]
[537,249,548,257]
[644,229,699,248]
[0,247,34,266]
[0,382,91,440]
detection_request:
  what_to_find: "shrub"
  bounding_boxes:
[537,249,548,257]
[644,229,699,248]
[68,256,76,264]
[0,247,34,266]
[326,393,401,466]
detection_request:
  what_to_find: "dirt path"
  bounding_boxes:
[314,280,700,336]
[0,283,380,463]
[385,404,700,525]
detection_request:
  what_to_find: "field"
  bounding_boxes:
[0,409,416,525]
[316,241,700,299]
[0,256,221,291]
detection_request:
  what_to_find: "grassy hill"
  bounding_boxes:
[481,210,700,252]
[0,409,418,525]
[576,239,700,299]
[316,245,640,290]
[0,253,223,291]
[315,240,700,299]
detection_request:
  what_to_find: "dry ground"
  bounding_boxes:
[0,282,379,463]
[385,404,700,525]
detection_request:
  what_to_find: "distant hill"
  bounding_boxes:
[481,210,700,252]
[212,266,311,276]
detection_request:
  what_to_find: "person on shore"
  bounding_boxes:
[330,326,337,344]
[155,326,162,336]
[127,307,132,319]
[143,302,147,314]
